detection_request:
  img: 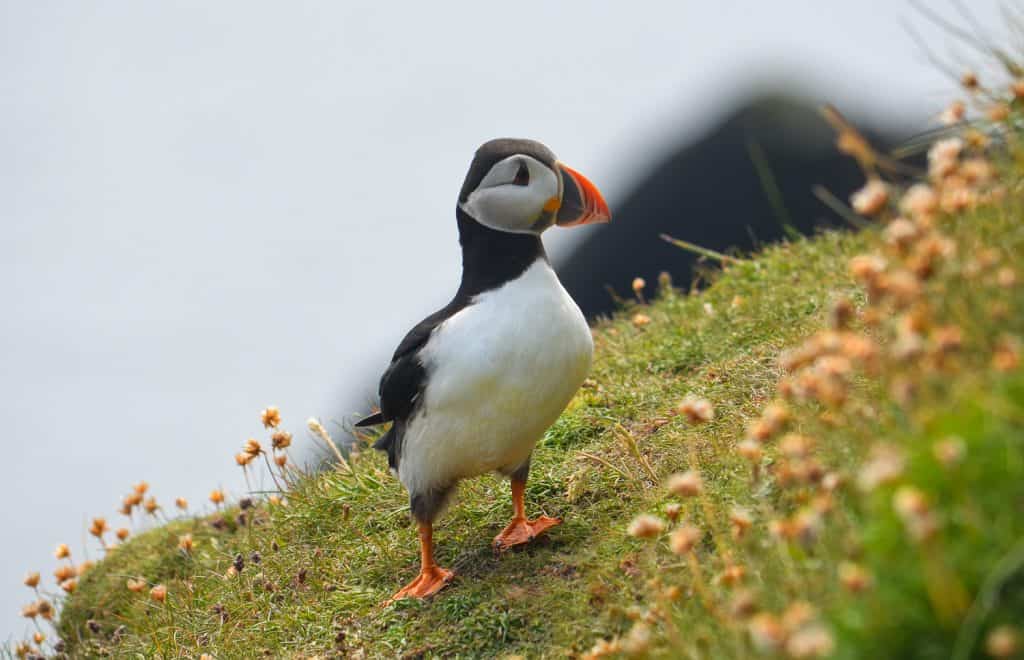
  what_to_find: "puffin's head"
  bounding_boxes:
[457,138,611,235]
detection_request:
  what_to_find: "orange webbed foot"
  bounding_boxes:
[386,565,454,604]
[493,515,561,553]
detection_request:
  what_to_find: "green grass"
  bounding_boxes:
[36,119,1024,658]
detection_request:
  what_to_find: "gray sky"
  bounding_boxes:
[1,0,1010,643]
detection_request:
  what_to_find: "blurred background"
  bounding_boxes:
[1,0,1011,641]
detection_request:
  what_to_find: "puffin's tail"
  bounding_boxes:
[354,411,385,427]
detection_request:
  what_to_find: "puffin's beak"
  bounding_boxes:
[555,162,611,227]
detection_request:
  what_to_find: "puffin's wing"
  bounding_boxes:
[356,303,460,427]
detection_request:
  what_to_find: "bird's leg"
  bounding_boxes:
[493,478,561,553]
[387,522,453,603]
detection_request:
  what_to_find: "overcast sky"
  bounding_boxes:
[1,0,1010,643]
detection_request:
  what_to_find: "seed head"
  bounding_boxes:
[261,406,281,429]
[669,524,702,554]
[667,470,703,497]
[149,584,167,603]
[627,514,665,539]
[271,430,293,450]
[54,543,70,560]
[677,395,714,424]
[850,179,889,216]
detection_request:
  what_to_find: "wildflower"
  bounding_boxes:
[20,602,39,619]
[884,218,919,251]
[23,572,40,588]
[178,533,194,553]
[858,444,905,491]
[676,395,714,424]
[730,589,758,619]
[271,430,292,450]
[54,543,70,560]
[939,100,965,125]
[961,71,979,90]
[664,502,681,522]
[719,564,746,587]
[928,137,963,180]
[244,438,262,456]
[36,599,53,620]
[730,507,753,540]
[175,497,188,510]
[669,524,702,554]
[993,336,1020,372]
[737,439,763,463]
[838,561,872,593]
[620,622,651,656]
[261,406,281,429]
[235,452,254,466]
[850,179,889,216]
[987,103,1010,122]
[780,434,814,459]
[631,276,646,299]
[748,613,786,652]
[89,517,108,538]
[209,489,225,505]
[667,470,702,497]
[900,183,938,221]
[627,514,664,539]
[849,254,887,284]
[893,486,938,542]
[78,560,95,575]
[149,584,167,603]
[116,528,130,541]
[631,312,651,327]
[143,497,158,514]
[54,564,76,582]
[960,157,994,185]
[986,625,1020,658]
[60,579,77,594]
[133,481,149,495]
[32,632,44,645]
[126,577,146,593]
[786,625,835,658]
[275,453,288,467]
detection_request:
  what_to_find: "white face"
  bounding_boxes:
[459,154,561,234]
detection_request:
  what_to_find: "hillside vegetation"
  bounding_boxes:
[13,61,1024,660]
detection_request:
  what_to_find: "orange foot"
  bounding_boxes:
[493,515,562,553]
[387,565,454,604]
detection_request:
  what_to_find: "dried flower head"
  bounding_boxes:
[664,502,682,522]
[261,406,281,429]
[667,470,703,497]
[737,439,764,463]
[730,507,753,540]
[54,564,76,582]
[178,533,194,553]
[116,527,130,541]
[209,489,225,505]
[631,277,646,294]
[271,430,293,450]
[89,517,109,538]
[126,577,146,593]
[961,71,979,90]
[850,179,889,216]
[23,572,40,589]
[175,497,188,510]
[235,452,254,467]
[939,100,965,125]
[20,602,39,619]
[677,395,714,424]
[60,578,77,594]
[669,524,702,555]
[275,453,288,467]
[133,481,149,495]
[928,137,964,180]
[900,183,939,221]
[627,514,665,539]
[54,543,70,560]
[143,497,158,515]
[244,438,262,456]
[149,584,167,603]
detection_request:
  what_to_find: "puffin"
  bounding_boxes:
[356,138,610,602]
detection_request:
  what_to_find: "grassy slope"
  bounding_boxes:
[54,165,1024,657]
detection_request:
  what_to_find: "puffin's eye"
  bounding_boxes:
[512,160,530,186]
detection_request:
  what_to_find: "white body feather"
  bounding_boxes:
[397,259,593,495]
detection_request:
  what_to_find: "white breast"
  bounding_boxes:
[397,259,593,495]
